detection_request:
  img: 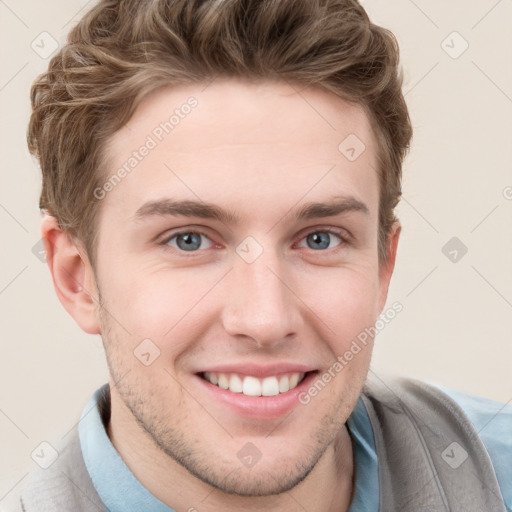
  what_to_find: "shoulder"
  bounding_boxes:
[428,381,512,511]
[19,427,107,512]
[364,374,512,511]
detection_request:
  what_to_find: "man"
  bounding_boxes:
[21,0,511,510]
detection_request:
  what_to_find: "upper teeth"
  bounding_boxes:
[203,372,304,396]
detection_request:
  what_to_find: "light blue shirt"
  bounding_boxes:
[78,382,512,511]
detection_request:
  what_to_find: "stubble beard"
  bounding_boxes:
[97,292,362,498]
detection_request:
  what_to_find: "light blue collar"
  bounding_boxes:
[346,396,380,511]
[79,384,379,512]
[78,385,173,511]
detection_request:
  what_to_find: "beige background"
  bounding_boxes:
[1,0,511,507]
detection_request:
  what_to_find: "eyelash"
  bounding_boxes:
[158,227,351,256]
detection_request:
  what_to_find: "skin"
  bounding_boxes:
[43,79,400,512]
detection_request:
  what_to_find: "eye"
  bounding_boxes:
[163,231,214,252]
[297,229,345,251]
[159,227,348,255]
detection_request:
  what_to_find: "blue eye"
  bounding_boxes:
[160,228,347,255]
[165,231,213,252]
[298,230,343,251]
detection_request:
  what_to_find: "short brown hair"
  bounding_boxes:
[27,0,413,266]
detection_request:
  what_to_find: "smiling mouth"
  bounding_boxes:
[199,371,311,397]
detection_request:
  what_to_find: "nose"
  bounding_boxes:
[220,249,303,348]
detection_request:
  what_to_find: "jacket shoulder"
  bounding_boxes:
[20,427,107,512]
[360,374,509,512]
[428,381,512,511]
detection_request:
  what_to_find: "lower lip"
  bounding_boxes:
[195,371,318,420]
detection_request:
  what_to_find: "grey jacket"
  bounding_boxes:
[18,376,507,511]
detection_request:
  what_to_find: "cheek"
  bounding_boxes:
[302,266,380,351]
[98,250,381,359]
[98,268,223,368]
[300,272,378,409]
[98,264,222,348]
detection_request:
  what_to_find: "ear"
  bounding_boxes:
[378,220,401,312]
[41,215,101,334]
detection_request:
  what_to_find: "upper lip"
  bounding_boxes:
[195,362,317,378]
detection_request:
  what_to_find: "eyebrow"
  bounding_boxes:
[133,195,370,224]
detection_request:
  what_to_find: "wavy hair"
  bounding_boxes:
[27,0,413,265]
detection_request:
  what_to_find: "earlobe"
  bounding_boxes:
[378,221,401,312]
[41,215,101,335]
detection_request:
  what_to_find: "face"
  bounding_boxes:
[91,79,396,496]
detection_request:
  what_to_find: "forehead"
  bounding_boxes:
[101,79,379,221]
